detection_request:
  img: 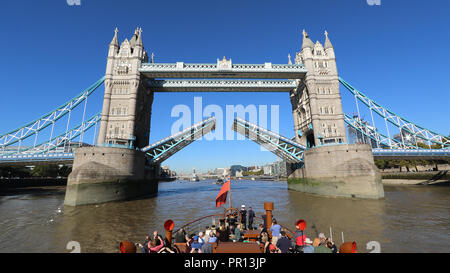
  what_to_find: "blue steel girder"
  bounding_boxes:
[0,153,74,165]
[344,114,416,149]
[0,113,101,156]
[0,77,105,149]
[232,117,306,163]
[372,148,450,160]
[340,77,449,148]
[142,117,216,164]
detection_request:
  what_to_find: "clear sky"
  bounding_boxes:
[0,0,449,173]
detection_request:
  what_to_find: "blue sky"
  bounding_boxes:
[0,0,449,173]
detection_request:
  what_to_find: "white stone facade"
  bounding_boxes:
[97,28,153,148]
[291,30,348,147]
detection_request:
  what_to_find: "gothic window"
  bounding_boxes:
[324,107,329,114]
[114,127,119,134]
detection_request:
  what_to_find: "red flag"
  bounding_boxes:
[215,181,230,207]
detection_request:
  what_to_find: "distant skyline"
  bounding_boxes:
[0,0,449,173]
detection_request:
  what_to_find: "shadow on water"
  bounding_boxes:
[0,186,66,197]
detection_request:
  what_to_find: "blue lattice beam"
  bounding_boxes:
[232,117,306,163]
[0,77,105,149]
[142,117,216,164]
[340,77,449,148]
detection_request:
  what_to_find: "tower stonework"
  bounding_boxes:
[97,28,153,149]
[288,30,384,200]
[291,30,347,147]
[64,28,158,206]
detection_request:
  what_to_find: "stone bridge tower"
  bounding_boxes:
[288,30,384,200]
[97,28,153,149]
[65,28,158,206]
[291,30,347,148]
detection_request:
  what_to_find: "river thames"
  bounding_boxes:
[0,180,449,253]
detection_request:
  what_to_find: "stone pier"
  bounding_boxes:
[64,147,158,206]
[288,144,384,199]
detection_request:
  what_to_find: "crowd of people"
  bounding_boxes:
[130,204,356,253]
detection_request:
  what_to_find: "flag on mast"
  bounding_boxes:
[215,176,231,208]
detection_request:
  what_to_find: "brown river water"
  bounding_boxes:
[0,180,449,253]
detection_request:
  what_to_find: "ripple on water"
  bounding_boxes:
[0,180,449,253]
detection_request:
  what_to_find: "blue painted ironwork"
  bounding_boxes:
[344,114,415,149]
[372,148,450,160]
[0,113,101,156]
[340,77,449,148]
[142,117,216,164]
[232,117,306,163]
[0,77,105,149]
[0,152,74,164]
[146,79,297,92]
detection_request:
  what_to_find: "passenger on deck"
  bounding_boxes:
[293,224,307,251]
[138,235,151,253]
[217,225,230,242]
[190,236,203,253]
[148,238,164,253]
[233,223,242,242]
[258,223,267,234]
[327,240,337,253]
[270,219,282,245]
[198,232,205,244]
[248,207,256,230]
[314,233,332,253]
[266,241,280,253]
[303,238,315,253]
[240,205,247,230]
[201,241,213,253]
[174,229,186,243]
[276,231,291,253]
[208,231,217,243]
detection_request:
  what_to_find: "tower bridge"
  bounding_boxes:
[0,27,448,205]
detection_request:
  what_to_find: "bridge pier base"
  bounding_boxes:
[64,147,158,206]
[288,144,384,199]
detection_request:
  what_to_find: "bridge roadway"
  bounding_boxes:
[1,148,449,166]
[147,79,297,92]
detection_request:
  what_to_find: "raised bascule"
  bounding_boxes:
[0,28,448,206]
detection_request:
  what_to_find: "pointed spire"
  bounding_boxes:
[288,54,292,64]
[130,28,139,47]
[110,27,118,47]
[301,29,314,50]
[136,27,143,47]
[324,30,333,50]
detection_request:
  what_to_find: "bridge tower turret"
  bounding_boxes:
[291,30,347,147]
[97,28,153,149]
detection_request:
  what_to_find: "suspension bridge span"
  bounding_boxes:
[0,28,448,205]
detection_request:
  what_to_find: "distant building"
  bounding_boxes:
[263,161,288,177]
[393,129,425,146]
[214,168,229,177]
[230,165,247,176]
[347,116,388,148]
[247,165,261,172]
